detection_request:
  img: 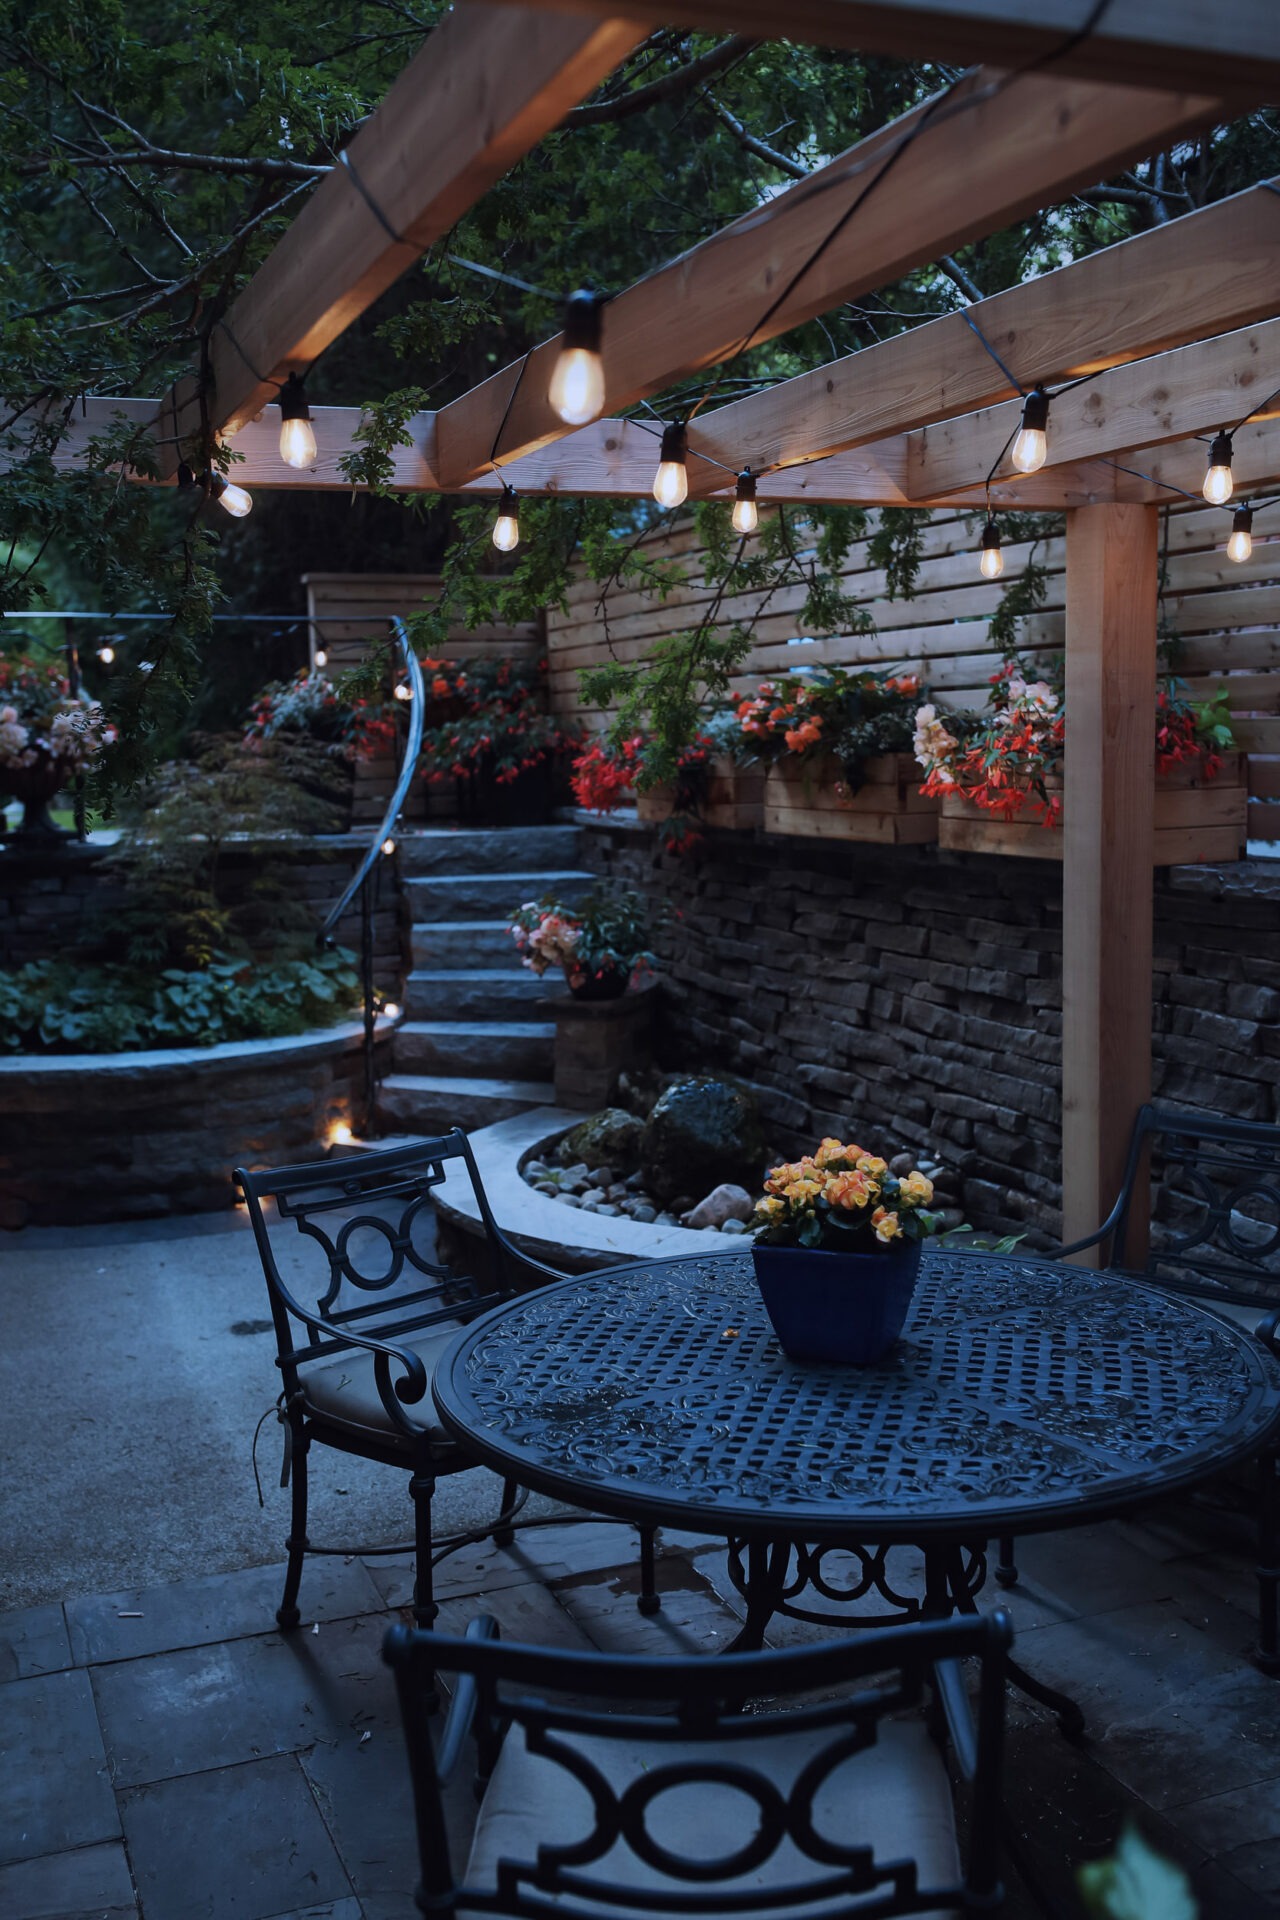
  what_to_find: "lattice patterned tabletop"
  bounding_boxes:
[433,1249,1280,1543]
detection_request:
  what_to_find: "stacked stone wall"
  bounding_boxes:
[579,818,1280,1245]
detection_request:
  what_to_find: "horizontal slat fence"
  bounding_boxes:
[303,571,541,824]
[545,507,1280,842]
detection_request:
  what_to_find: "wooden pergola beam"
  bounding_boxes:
[37,396,1280,509]
[483,0,1279,106]
[685,177,1280,492]
[430,68,1216,488]
[151,4,647,474]
[901,317,1280,499]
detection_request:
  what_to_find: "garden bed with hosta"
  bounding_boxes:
[763,752,939,844]
[937,753,1249,864]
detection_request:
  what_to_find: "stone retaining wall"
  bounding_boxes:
[0,834,406,990]
[0,1023,393,1228]
[578,815,1280,1246]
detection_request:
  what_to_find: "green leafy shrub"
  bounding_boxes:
[0,948,360,1054]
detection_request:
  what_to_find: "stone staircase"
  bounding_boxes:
[377,824,592,1137]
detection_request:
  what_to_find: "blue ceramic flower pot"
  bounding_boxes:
[751,1240,922,1365]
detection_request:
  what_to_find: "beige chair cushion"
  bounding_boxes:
[301,1325,463,1445]
[464,1712,961,1919]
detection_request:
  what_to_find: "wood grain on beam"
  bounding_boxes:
[484,0,1277,105]
[904,318,1280,498]
[687,177,1280,488]
[432,68,1216,488]
[154,5,646,471]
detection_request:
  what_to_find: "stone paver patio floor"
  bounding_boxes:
[1,1492,1278,1920]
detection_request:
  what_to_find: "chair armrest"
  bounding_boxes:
[273,1284,430,1436]
[1054,1222,1113,1260]
[436,1615,501,1787]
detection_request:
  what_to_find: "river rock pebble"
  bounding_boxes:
[681,1182,754,1229]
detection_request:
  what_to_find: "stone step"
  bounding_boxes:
[405,870,595,923]
[393,1019,555,1079]
[396,825,580,876]
[404,968,551,1021]
[377,1073,556,1136]
[410,920,519,970]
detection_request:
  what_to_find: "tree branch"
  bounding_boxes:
[702,94,806,179]
[938,253,984,302]
[567,37,754,129]
[19,145,330,181]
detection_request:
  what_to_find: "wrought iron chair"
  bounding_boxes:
[384,1609,1013,1920]
[997,1102,1280,1667]
[235,1133,567,1663]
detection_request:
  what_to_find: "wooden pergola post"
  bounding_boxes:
[1061,503,1160,1255]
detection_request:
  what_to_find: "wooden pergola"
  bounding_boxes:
[52,0,1280,1245]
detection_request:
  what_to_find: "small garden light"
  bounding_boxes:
[330,1120,354,1146]
[96,644,115,664]
[1010,387,1049,474]
[381,1001,401,1021]
[548,291,606,426]
[1227,504,1253,563]
[652,422,689,508]
[1204,430,1235,505]
[382,835,397,855]
[276,372,317,469]
[732,468,759,535]
[313,647,328,668]
[393,682,412,702]
[492,485,520,552]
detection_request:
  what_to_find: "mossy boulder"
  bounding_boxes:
[556,1107,644,1173]
[640,1078,765,1204]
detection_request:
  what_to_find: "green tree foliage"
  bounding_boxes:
[2,2,1276,787]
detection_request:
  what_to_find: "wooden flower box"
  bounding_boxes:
[762,753,939,845]
[937,753,1248,865]
[635,756,765,831]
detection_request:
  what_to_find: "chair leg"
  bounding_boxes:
[409,1469,441,1714]
[637,1525,661,1616]
[995,1535,1019,1589]
[492,1475,518,1549]
[277,1416,310,1631]
[1257,1448,1279,1676]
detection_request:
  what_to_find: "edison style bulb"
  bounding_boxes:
[1204,433,1235,506]
[549,291,606,426]
[492,486,520,552]
[653,423,688,508]
[732,469,758,535]
[313,648,328,668]
[1010,387,1050,475]
[96,645,115,664]
[217,480,253,518]
[279,414,317,468]
[980,539,1004,580]
[1227,507,1253,563]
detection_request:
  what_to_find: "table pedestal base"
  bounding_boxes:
[724,1536,1085,1737]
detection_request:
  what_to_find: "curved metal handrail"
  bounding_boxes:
[320,617,424,942]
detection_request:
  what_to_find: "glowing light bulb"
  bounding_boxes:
[732,468,759,535]
[979,520,1004,579]
[382,1001,401,1022]
[96,644,115,664]
[1227,505,1253,563]
[1204,430,1234,506]
[653,422,688,508]
[313,648,328,668]
[213,475,253,517]
[549,291,606,426]
[381,836,397,856]
[1010,387,1049,474]
[330,1121,353,1146]
[277,372,317,468]
[492,485,520,552]
[394,683,412,702]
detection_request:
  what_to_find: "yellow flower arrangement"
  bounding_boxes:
[752,1137,938,1252]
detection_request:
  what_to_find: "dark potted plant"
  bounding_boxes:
[418,655,581,826]
[750,1137,941,1364]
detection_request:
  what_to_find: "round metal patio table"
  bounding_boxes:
[433,1246,1280,1728]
